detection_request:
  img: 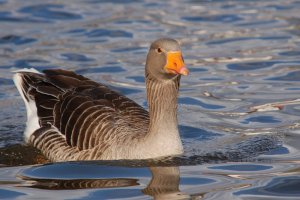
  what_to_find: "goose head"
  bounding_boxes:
[145,38,189,80]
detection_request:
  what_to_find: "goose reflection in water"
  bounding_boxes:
[21,166,190,200]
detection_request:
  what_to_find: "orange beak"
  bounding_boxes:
[164,51,189,76]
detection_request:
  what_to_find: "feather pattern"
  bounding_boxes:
[14,38,186,161]
[17,69,150,159]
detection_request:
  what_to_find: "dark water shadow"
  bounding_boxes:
[0,35,36,45]
[75,66,126,74]
[0,11,49,23]
[182,14,243,23]
[234,176,300,198]
[0,59,58,71]
[19,4,82,21]
[0,188,25,199]
[267,70,300,82]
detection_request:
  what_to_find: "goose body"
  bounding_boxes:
[13,38,189,161]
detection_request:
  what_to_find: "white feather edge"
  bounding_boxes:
[13,68,42,142]
[12,67,42,74]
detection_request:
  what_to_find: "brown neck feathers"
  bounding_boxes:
[145,73,180,135]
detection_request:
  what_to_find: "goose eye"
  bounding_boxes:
[156,47,162,54]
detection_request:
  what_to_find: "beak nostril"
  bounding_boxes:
[164,51,188,75]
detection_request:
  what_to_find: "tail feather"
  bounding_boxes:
[13,68,106,143]
[13,69,41,141]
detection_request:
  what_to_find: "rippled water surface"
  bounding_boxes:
[1,0,300,199]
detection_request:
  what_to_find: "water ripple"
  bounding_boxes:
[0,35,36,45]
[0,0,300,199]
[0,11,47,23]
[209,164,273,171]
[179,97,225,109]
[75,66,126,74]
[207,36,290,45]
[127,76,145,83]
[182,14,243,23]
[0,189,25,199]
[227,61,279,70]
[241,116,281,124]
[179,125,222,141]
[85,29,133,38]
[61,53,95,62]
[0,78,13,85]
[11,59,57,70]
[88,0,143,4]
[279,51,300,56]
[19,4,82,21]
[268,71,300,82]
[235,176,300,197]
[111,47,146,53]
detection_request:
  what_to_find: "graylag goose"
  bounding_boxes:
[13,38,189,161]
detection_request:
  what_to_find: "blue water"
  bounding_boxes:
[0,0,300,199]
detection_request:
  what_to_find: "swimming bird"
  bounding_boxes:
[13,38,189,161]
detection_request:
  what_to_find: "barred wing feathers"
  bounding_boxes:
[14,69,149,160]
